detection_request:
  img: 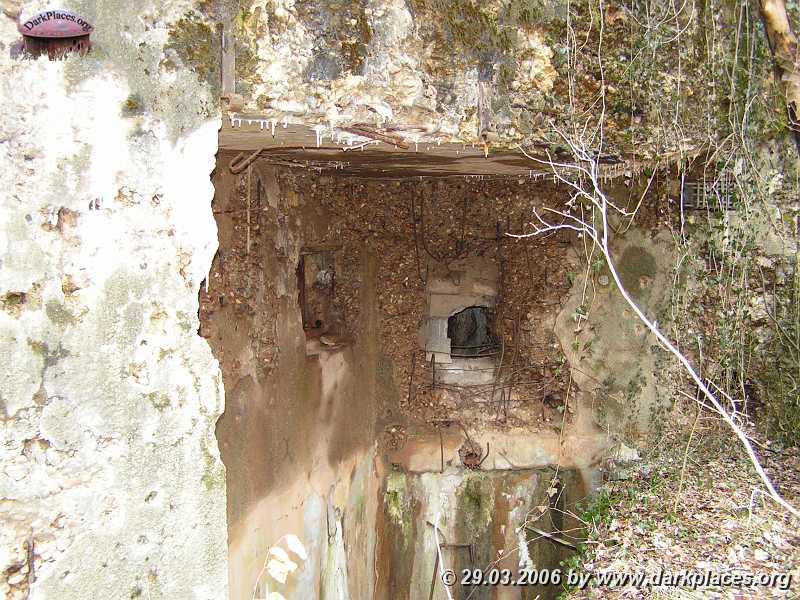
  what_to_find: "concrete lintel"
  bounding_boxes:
[388,429,612,473]
[428,293,495,318]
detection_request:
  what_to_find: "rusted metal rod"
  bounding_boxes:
[408,351,417,405]
[339,125,409,149]
[229,148,262,174]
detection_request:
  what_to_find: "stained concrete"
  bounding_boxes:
[206,165,380,598]
[201,164,639,598]
[0,2,227,599]
[0,1,792,599]
[555,229,677,439]
[375,467,585,600]
[388,428,609,477]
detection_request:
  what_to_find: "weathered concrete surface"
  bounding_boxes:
[0,3,227,598]
[216,119,695,179]
[376,467,585,600]
[387,428,609,476]
[225,0,768,161]
[205,164,380,598]
[555,229,677,439]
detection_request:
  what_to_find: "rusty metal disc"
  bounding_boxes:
[18,11,93,38]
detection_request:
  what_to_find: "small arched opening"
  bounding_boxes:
[447,306,500,358]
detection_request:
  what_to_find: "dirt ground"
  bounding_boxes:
[564,407,800,600]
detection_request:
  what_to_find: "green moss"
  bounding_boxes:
[455,473,494,541]
[3,292,26,306]
[46,300,76,326]
[165,12,220,92]
[496,63,516,89]
[176,311,194,333]
[62,1,218,140]
[27,339,46,356]
[26,339,69,368]
[233,3,259,93]
[617,246,657,301]
[760,259,800,446]
[353,492,365,517]
[1,292,29,316]
[408,0,522,72]
[385,472,407,519]
[384,471,412,547]
[445,2,511,53]
[200,439,226,491]
[147,392,171,411]
[626,369,645,402]
[503,0,547,27]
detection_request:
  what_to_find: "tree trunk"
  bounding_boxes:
[758,0,800,153]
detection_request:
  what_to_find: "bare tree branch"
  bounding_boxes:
[514,128,800,518]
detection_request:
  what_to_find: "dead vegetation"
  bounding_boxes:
[563,405,800,599]
[202,163,646,430]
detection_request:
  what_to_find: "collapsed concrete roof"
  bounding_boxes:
[218,117,645,178]
[193,0,776,176]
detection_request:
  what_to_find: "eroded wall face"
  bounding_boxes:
[207,170,591,429]
[202,160,381,599]
[203,153,688,598]
[376,469,583,600]
[227,0,763,160]
[201,164,630,598]
[0,3,227,598]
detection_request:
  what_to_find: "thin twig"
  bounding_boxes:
[673,397,702,513]
[524,526,578,550]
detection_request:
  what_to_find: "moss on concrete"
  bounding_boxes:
[233,6,259,95]
[121,93,145,117]
[165,12,220,92]
[617,246,657,303]
[1,291,30,316]
[200,436,226,491]
[45,300,77,326]
[408,0,539,75]
[147,392,171,411]
[62,1,218,142]
[384,470,412,547]
[455,472,494,541]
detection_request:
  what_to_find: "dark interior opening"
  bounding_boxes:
[298,249,335,331]
[447,306,500,358]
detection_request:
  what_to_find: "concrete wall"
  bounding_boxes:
[555,226,678,440]
[204,162,381,599]
[203,166,624,599]
[375,467,584,600]
[229,0,745,158]
[0,2,227,598]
